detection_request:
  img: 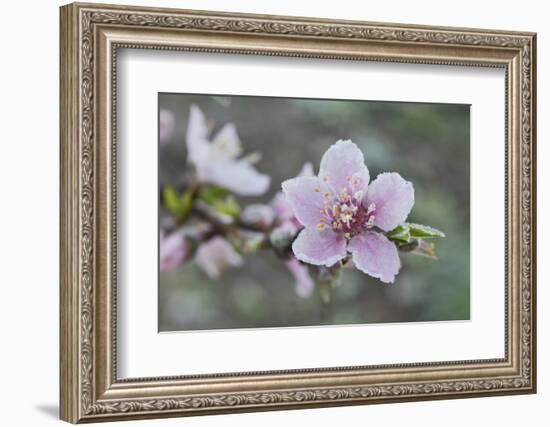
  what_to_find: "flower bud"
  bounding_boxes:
[240,204,275,229]
[269,221,299,249]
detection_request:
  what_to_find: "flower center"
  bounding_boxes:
[315,175,376,238]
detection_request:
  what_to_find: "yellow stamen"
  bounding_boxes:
[317,223,325,230]
[323,176,328,182]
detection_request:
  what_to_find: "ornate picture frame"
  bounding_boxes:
[60,2,536,423]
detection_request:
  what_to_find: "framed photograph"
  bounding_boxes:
[59,2,537,423]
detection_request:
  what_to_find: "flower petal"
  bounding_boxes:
[298,162,315,177]
[286,257,315,298]
[160,233,188,272]
[211,123,243,160]
[195,236,244,279]
[319,140,369,192]
[271,163,315,223]
[281,176,325,228]
[197,159,271,196]
[186,105,211,165]
[159,109,175,145]
[271,192,295,222]
[367,172,415,231]
[240,203,275,228]
[292,228,347,267]
[349,231,401,283]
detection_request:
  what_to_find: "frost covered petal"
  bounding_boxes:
[366,172,414,231]
[319,140,369,193]
[271,162,314,223]
[281,176,325,228]
[292,228,347,267]
[349,231,401,283]
[298,161,315,178]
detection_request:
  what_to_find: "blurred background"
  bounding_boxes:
[158,93,470,332]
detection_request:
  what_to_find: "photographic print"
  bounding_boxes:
[60,5,536,420]
[158,94,470,332]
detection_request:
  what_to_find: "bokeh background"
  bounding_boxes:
[159,93,470,332]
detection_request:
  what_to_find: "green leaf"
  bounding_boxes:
[163,186,181,216]
[406,223,445,239]
[163,186,193,219]
[197,186,229,204]
[178,189,193,217]
[197,186,240,217]
[387,224,411,243]
[163,185,178,214]
[211,196,241,218]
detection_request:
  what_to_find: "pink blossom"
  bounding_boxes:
[271,162,314,232]
[269,163,315,296]
[186,105,270,196]
[160,231,188,272]
[159,109,175,145]
[195,236,244,279]
[271,192,297,226]
[282,140,414,283]
[285,257,314,298]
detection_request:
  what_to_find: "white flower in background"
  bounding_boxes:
[186,105,270,196]
[268,221,297,249]
[195,236,244,279]
[159,109,175,145]
[240,203,275,229]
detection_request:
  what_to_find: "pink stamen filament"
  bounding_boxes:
[316,176,376,236]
